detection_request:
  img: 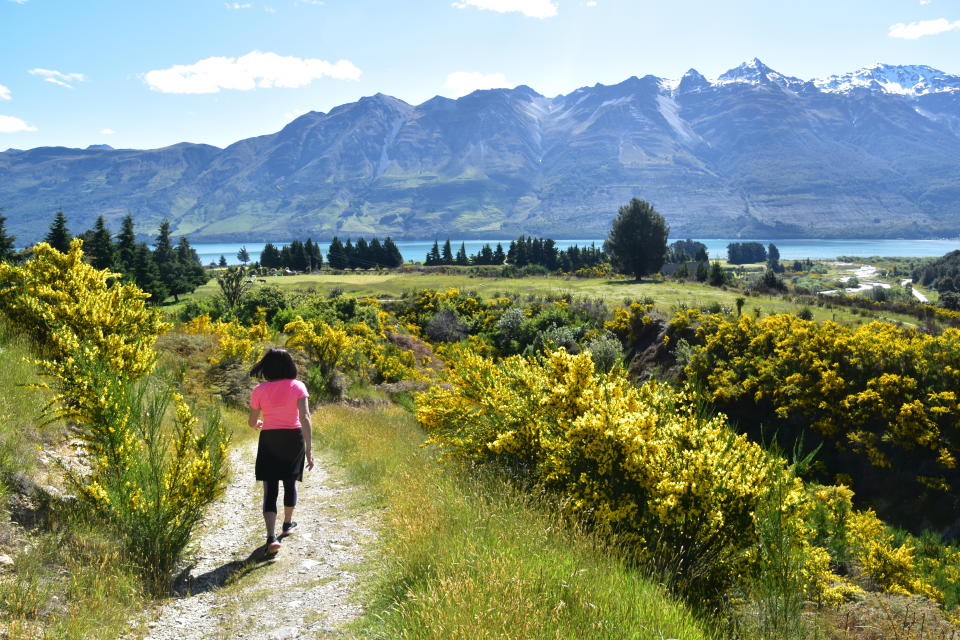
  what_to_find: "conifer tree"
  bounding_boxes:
[455,242,468,266]
[237,246,250,265]
[368,237,385,267]
[327,237,348,270]
[116,214,137,273]
[218,255,228,267]
[176,236,209,294]
[0,210,17,263]
[354,238,369,269]
[384,237,402,268]
[493,243,506,265]
[343,239,355,269]
[44,210,72,252]
[153,220,183,300]
[425,240,441,266]
[442,239,453,265]
[289,240,308,271]
[133,243,168,303]
[260,243,281,269]
[86,215,115,271]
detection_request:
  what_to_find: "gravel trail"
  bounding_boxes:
[139,437,376,640]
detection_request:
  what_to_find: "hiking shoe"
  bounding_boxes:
[281,521,298,536]
[266,536,281,553]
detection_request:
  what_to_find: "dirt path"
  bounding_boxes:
[138,437,377,640]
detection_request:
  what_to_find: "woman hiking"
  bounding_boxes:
[248,347,314,553]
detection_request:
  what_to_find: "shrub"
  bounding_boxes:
[584,333,624,373]
[425,309,468,343]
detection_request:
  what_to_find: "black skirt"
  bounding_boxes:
[255,428,305,482]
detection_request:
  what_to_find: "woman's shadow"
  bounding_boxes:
[172,542,281,597]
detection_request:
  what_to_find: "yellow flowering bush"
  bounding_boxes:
[416,347,947,603]
[182,308,270,364]
[0,241,228,593]
[283,315,422,383]
[418,349,799,598]
[685,313,960,492]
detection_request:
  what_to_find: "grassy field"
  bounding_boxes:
[174,268,921,326]
[314,402,716,640]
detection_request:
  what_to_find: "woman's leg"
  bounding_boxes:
[281,477,298,527]
[262,480,280,537]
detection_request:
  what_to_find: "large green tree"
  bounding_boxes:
[604,199,669,280]
[86,215,115,271]
[44,210,72,252]
[115,214,137,273]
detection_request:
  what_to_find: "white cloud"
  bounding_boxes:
[888,17,960,38]
[144,50,361,94]
[452,0,558,19]
[264,6,276,12]
[585,0,597,5]
[0,84,10,101]
[28,68,87,89]
[920,0,932,5]
[0,115,36,133]
[225,2,251,8]
[444,71,510,96]
[100,128,116,135]
[7,0,28,4]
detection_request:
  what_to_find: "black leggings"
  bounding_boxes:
[262,478,297,514]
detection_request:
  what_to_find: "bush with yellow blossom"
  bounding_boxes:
[0,240,228,593]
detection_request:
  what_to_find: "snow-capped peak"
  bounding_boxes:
[813,64,960,96]
[715,58,803,90]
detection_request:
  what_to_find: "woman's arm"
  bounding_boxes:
[298,396,314,470]
[248,407,262,430]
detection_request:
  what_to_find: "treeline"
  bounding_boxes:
[726,242,768,264]
[258,239,324,270]
[21,210,207,304]
[258,236,403,271]
[425,240,506,266]
[666,239,709,263]
[915,250,960,293]
[425,236,606,271]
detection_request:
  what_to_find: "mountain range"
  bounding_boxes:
[2,59,960,243]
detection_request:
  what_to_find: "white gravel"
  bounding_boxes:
[134,438,377,640]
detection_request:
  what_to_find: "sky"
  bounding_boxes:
[1,0,959,150]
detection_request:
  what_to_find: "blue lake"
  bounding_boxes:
[193,238,960,267]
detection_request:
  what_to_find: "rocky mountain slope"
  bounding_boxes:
[2,58,959,242]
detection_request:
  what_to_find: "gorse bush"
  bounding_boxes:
[415,348,947,606]
[684,312,960,501]
[0,240,228,593]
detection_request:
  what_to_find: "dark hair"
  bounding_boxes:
[250,347,298,381]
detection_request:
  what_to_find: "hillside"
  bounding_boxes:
[2,59,960,243]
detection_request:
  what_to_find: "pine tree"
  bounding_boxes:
[425,240,441,266]
[455,242,468,266]
[218,255,228,267]
[310,239,323,270]
[604,199,669,280]
[237,246,251,265]
[133,243,168,303]
[493,243,506,265]
[354,238,369,269]
[304,239,317,271]
[260,243,280,269]
[327,237,348,270]
[442,239,453,265]
[343,239,355,269]
[290,240,308,271]
[116,214,137,273]
[153,220,184,301]
[368,237,385,267]
[383,237,403,268]
[0,210,17,263]
[176,236,209,294]
[86,216,115,270]
[44,210,72,252]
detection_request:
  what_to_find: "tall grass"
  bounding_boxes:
[314,404,715,640]
[0,327,148,640]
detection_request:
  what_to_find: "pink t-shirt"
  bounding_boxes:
[250,379,309,430]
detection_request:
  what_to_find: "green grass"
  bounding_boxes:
[172,268,921,327]
[314,403,715,640]
[0,326,149,640]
